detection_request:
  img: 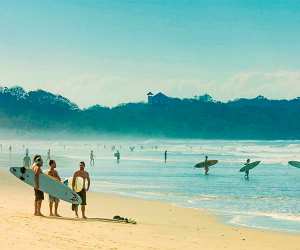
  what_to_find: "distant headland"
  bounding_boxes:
[1,86,300,139]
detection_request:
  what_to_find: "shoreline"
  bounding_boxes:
[98,190,300,235]
[1,168,300,249]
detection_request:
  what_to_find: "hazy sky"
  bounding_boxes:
[1,0,300,107]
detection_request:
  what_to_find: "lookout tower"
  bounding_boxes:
[147,92,154,104]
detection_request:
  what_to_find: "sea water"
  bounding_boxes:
[1,139,300,233]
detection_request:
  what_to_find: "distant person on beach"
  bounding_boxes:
[114,150,120,163]
[72,161,90,219]
[23,148,31,168]
[47,149,51,161]
[204,155,209,175]
[164,150,168,163]
[32,155,44,216]
[47,160,61,216]
[0,144,2,152]
[244,159,251,180]
[90,150,95,166]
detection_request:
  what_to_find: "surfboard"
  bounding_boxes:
[194,160,218,168]
[239,161,261,172]
[10,167,82,204]
[63,177,86,192]
[288,161,300,169]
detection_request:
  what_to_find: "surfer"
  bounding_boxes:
[72,161,90,219]
[164,150,168,163]
[47,160,61,217]
[244,159,251,180]
[23,148,31,168]
[204,156,209,175]
[90,150,95,166]
[32,155,44,216]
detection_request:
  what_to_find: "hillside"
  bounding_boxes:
[1,86,300,139]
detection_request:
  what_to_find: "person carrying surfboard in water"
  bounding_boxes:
[204,155,209,175]
[72,161,90,219]
[244,159,251,180]
[47,160,61,217]
[32,155,44,216]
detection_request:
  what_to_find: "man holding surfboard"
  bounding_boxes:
[72,161,90,219]
[204,156,209,175]
[32,155,44,216]
[239,159,261,180]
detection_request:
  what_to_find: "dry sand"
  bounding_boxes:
[0,169,299,250]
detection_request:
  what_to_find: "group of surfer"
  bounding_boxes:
[201,156,254,179]
[31,155,90,218]
[23,147,254,179]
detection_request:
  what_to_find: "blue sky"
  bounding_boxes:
[0,0,300,107]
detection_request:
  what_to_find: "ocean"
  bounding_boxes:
[1,139,300,233]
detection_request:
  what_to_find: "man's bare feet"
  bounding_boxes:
[82,215,87,219]
[50,213,54,216]
[55,213,61,217]
[37,212,45,217]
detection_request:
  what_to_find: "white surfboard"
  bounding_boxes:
[10,167,82,204]
[63,177,86,192]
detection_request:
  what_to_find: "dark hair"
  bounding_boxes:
[80,161,85,167]
[49,160,55,166]
[33,155,42,162]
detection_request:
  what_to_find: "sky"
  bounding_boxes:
[0,0,300,107]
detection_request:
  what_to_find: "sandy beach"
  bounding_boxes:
[0,169,299,250]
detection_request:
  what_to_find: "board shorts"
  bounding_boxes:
[48,194,60,203]
[72,189,87,210]
[34,189,44,201]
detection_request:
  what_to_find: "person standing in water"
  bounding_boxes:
[244,159,251,180]
[115,150,120,164]
[46,149,51,161]
[72,161,90,219]
[9,145,12,160]
[204,155,209,175]
[32,155,44,216]
[164,150,168,163]
[23,148,31,168]
[90,150,95,166]
[47,160,61,216]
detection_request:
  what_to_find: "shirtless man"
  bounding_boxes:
[32,155,44,216]
[47,160,61,216]
[72,161,90,219]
